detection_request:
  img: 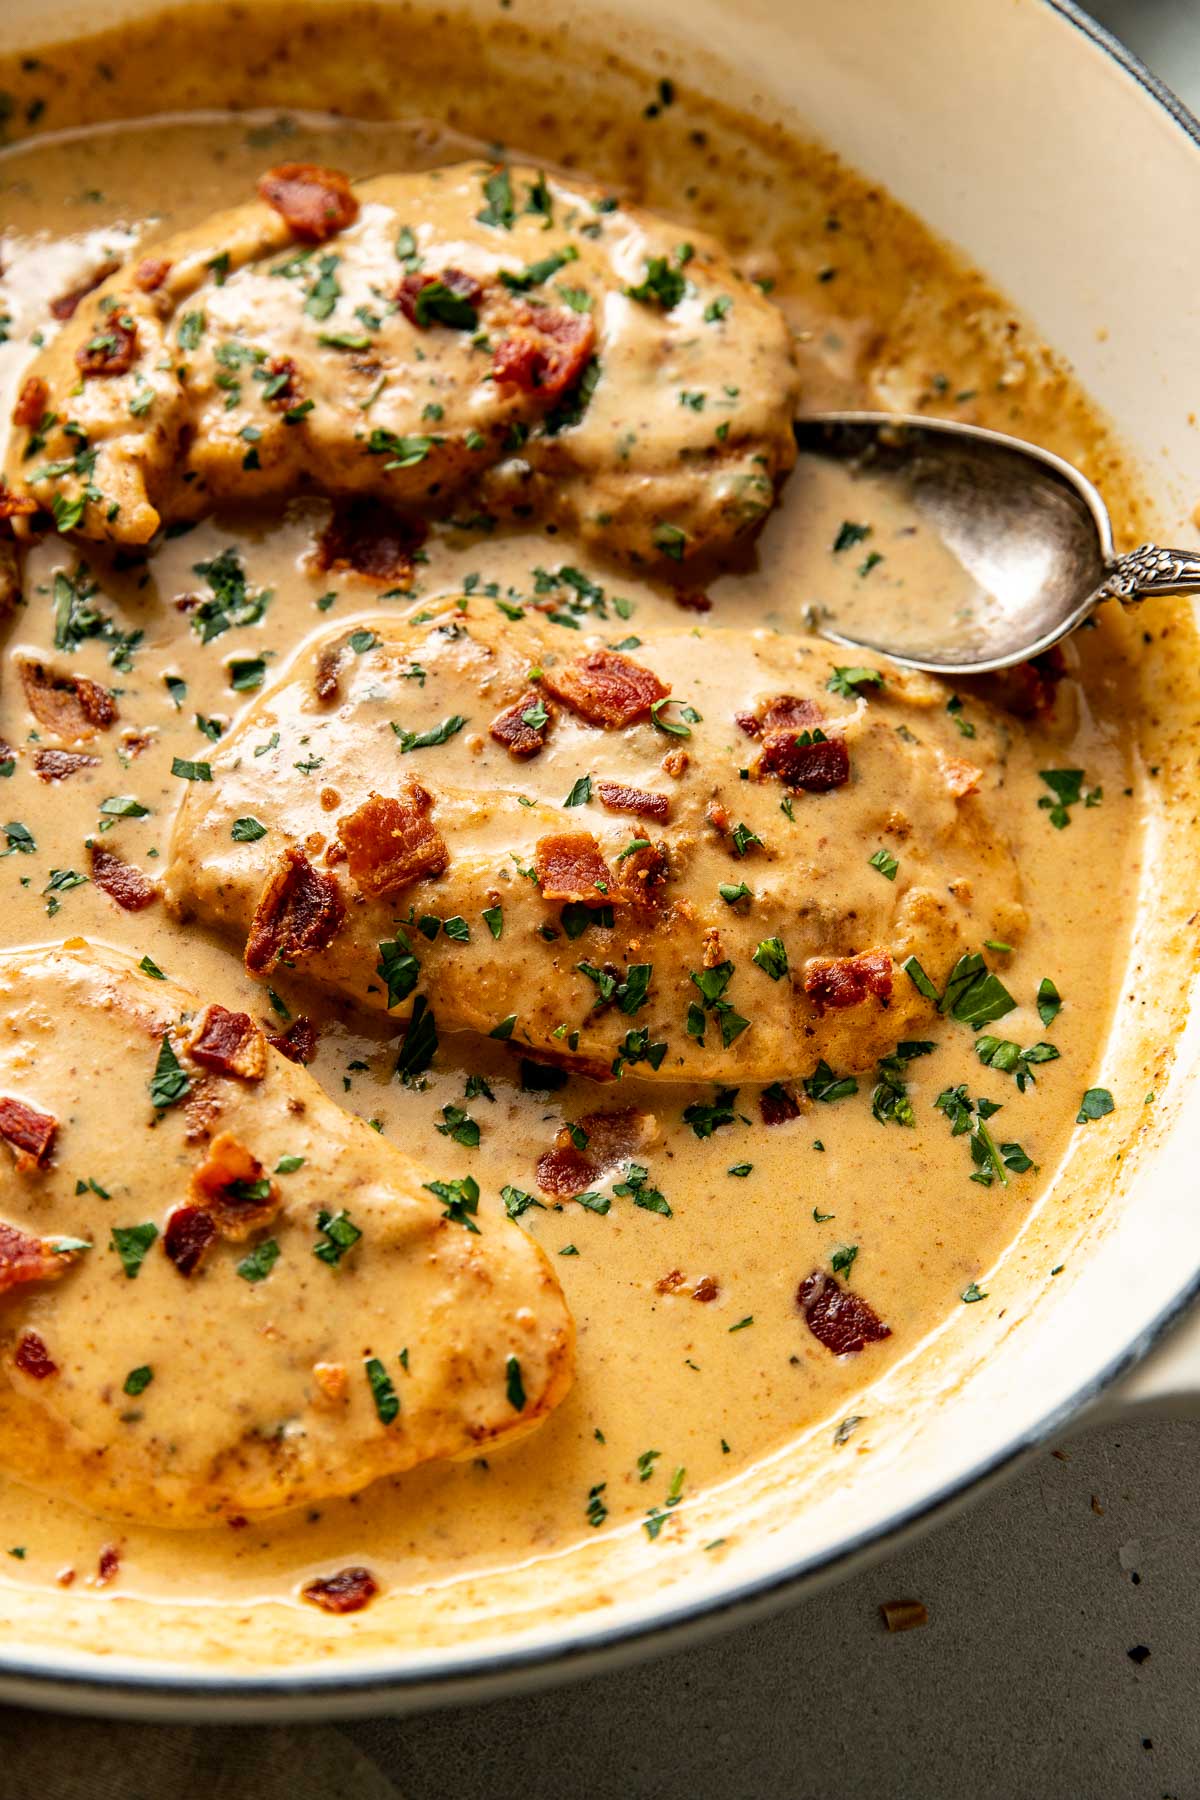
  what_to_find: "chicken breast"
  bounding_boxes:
[0,940,573,1525]
[164,600,1027,1084]
[3,161,799,567]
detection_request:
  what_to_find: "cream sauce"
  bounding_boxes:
[0,7,1162,1637]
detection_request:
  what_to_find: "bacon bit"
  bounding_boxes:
[133,256,172,293]
[56,1567,76,1588]
[183,1080,224,1145]
[941,754,982,799]
[758,731,849,792]
[0,1097,57,1170]
[50,260,120,321]
[33,748,99,782]
[96,1544,121,1586]
[267,1016,319,1065]
[596,780,670,823]
[0,487,38,520]
[673,590,711,613]
[312,1361,349,1405]
[797,1269,891,1355]
[12,376,48,430]
[163,1204,217,1277]
[315,500,426,586]
[262,354,299,407]
[258,163,359,241]
[514,1043,615,1085]
[340,786,449,899]
[987,647,1067,719]
[314,641,344,702]
[763,695,825,732]
[191,1132,279,1240]
[535,831,618,907]
[760,1083,801,1126]
[490,688,553,759]
[492,302,596,399]
[245,847,346,974]
[734,712,761,738]
[706,800,732,834]
[0,1220,77,1292]
[880,1600,928,1633]
[702,927,723,970]
[653,1268,719,1301]
[75,313,138,378]
[187,1004,267,1081]
[662,748,689,779]
[301,1566,379,1614]
[19,659,117,737]
[537,1106,655,1196]
[616,840,669,903]
[89,844,157,912]
[14,1331,57,1379]
[540,647,668,728]
[396,267,483,324]
[804,951,893,1014]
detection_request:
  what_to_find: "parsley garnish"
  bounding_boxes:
[425,1174,480,1232]
[365,1356,399,1425]
[505,1354,527,1411]
[149,1034,190,1110]
[314,1209,361,1266]
[111,1223,158,1279]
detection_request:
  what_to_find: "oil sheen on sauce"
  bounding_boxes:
[0,8,1153,1627]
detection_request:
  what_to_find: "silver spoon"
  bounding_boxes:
[793,413,1200,675]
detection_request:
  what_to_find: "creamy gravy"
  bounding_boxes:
[0,4,1170,1646]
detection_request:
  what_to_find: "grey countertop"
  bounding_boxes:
[3,7,1199,1796]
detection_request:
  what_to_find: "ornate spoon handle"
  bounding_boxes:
[1102,544,1200,602]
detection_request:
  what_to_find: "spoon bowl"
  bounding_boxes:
[794,413,1200,675]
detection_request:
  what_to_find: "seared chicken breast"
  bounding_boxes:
[3,161,799,567]
[0,941,573,1525]
[164,600,1027,1083]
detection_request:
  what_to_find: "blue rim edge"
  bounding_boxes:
[4,0,1200,1717]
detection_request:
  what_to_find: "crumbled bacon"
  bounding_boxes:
[986,647,1067,719]
[758,731,849,792]
[760,1082,800,1125]
[163,1204,217,1277]
[187,1005,267,1081]
[537,1106,656,1197]
[396,266,483,324]
[258,163,359,242]
[596,780,670,823]
[941,754,982,799]
[737,696,825,740]
[245,847,346,974]
[314,501,426,586]
[653,1268,719,1301]
[133,256,172,293]
[90,845,156,912]
[262,355,299,407]
[492,302,596,399]
[33,748,98,782]
[50,260,119,321]
[673,590,711,613]
[301,1567,379,1613]
[13,376,48,430]
[96,1545,121,1586]
[314,641,345,703]
[20,659,118,737]
[14,1331,57,1379]
[692,1275,720,1303]
[339,785,449,899]
[654,1268,686,1293]
[490,689,553,759]
[535,832,618,907]
[0,1220,78,1291]
[540,648,668,728]
[0,487,38,520]
[797,1270,891,1355]
[191,1132,279,1241]
[0,1097,57,1170]
[616,840,669,903]
[75,313,138,378]
[804,951,893,1013]
[267,1016,319,1065]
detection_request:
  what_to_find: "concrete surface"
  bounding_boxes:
[3,6,1198,1796]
